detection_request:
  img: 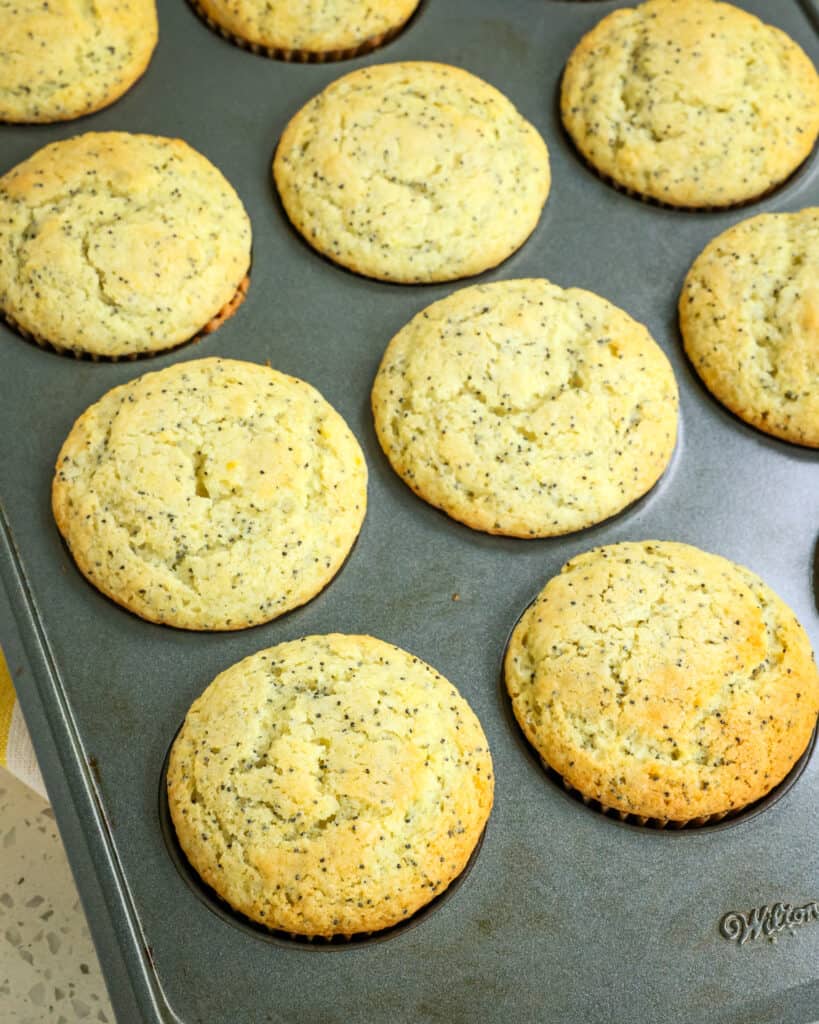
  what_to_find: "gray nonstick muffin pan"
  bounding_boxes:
[1,1,818,1021]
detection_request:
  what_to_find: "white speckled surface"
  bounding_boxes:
[0,771,113,1023]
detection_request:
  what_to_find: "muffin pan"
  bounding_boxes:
[1,1,818,1022]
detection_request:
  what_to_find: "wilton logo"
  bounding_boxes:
[720,902,819,945]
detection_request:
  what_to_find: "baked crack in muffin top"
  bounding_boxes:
[680,209,819,446]
[0,0,158,122]
[561,0,819,207]
[168,634,494,937]
[505,541,819,823]
[372,279,678,536]
[52,358,367,630]
[274,62,550,282]
[0,133,251,358]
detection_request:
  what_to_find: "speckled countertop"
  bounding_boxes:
[0,772,113,1023]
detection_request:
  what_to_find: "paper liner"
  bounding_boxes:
[2,273,250,362]
[540,758,733,831]
[188,0,416,62]
[559,102,819,211]
[537,732,816,831]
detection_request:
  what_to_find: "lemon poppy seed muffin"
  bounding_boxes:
[0,0,157,123]
[0,133,251,359]
[680,209,819,447]
[561,0,819,208]
[372,279,678,537]
[194,0,421,59]
[274,62,551,283]
[52,359,367,630]
[505,541,819,824]
[167,634,494,937]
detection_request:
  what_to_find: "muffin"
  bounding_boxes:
[274,62,551,283]
[561,0,819,207]
[192,0,421,60]
[372,279,678,536]
[167,634,494,937]
[0,133,251,359]
[505,541,819,825]
[52,358,367,630]
[0,0,157,123]
[680,209,819,447]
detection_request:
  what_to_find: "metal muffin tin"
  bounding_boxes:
[1,1,818,1020]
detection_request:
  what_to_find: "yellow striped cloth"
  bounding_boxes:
[0,647,46,798]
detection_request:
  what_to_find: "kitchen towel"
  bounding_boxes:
[0,648,46,799]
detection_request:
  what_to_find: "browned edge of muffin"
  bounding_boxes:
[172,827,487,945]
[536,743,817,830]
[557,65,819,211]
[186,0,420,63]
[159,729,487,945]
[2,273,250,362]
[502,592,818,832]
